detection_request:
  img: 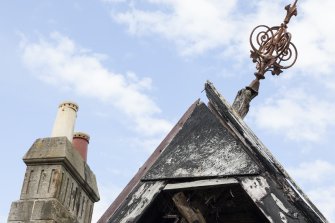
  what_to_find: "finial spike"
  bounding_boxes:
[249,0,298,86]
[293,0,298,6]
[233,1,299,119]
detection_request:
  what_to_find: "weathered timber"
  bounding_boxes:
[232,87,258,119]
[98,100,200,223]
[205,81,328,223]
[143,102,260,180]
[138,182,270,223]
[108,182,165,223]
[172,192,206,223]
[100,81,328,223]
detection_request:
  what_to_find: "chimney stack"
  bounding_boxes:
[51,101,79,142]
[73,132,90,162]
[8,101,100,223]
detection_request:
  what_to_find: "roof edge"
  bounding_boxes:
[204,80,328,223]
[98,99,201,223]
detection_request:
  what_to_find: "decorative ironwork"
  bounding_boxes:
[248,0,298,92]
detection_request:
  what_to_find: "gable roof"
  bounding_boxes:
[98,81,328,223]
[143,102,260,180]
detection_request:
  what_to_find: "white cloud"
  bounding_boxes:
[108,0,335,74]
[292,0,335,76]
[107,1,335,143]
[108,0,287,56]
[308,186,335,223]
[288,160,335,222]
[250,88,335,142]
[107,0,335,87]
[288,160,335,183]
[20,32,172,138]
[114,0,240,55]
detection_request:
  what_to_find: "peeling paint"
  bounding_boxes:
[166,158,172,164]
[104,83,328,223]
[111,182,164,223]
[205,82,328,223]
[144,103,260,180]
[280,212,288,223]
[241,177,270,202]
[164,178,238,190]
[264,213,274,223]
[174,168,189,176]
[124,182,163,222]
[271,193,289,213]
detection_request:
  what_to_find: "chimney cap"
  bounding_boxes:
[73,132,90,143]
[59,101,79,112]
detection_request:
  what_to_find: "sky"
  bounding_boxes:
[1,0,335,222]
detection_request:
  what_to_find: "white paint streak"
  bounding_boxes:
[271,193,289,214]
[174,168,189,176]
[280,212,288,223]
[165,158,172,164]
[164,178,238,190]
[242,177,270,202]
[120,182,164,223]
[185,137,258,177]
[264,213,274,223]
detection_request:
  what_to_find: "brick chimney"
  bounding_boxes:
[8,101,100,223]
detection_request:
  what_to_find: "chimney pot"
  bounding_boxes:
[59,101,79,112]
[73,132,90,162]
[51,101,79,142]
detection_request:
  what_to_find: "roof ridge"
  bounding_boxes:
[204,81,327,223]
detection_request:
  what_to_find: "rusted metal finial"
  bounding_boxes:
[247,0,298,93]
[233,1,299,119]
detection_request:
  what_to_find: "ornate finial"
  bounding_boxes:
[248,0,298,93]
[232,1,299,119]
[284,0,298,25]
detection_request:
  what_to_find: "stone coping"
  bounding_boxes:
[23,137,99,202]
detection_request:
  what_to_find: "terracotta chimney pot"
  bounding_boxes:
[73,132,90,162]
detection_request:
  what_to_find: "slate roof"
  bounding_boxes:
[98,81,328,223]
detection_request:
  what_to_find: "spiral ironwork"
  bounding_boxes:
[248,0,298,92]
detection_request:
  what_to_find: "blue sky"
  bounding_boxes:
[1,0,335,222]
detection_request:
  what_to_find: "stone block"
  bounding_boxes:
[31,199,77,223]
[20,166,63,200]
[23,137,85,180]
[8,200,34,221]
